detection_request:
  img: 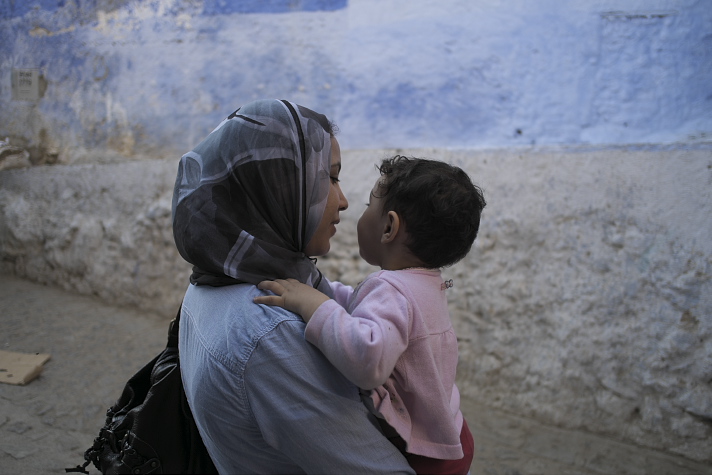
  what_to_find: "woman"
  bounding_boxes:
[172,99,414,474]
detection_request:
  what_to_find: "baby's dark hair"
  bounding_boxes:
[376,155,486,268]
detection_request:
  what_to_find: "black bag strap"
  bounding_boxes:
[166,302,182,349]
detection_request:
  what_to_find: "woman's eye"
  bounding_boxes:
[330,176,340,184]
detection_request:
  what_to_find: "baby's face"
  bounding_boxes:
[356,178,387,267]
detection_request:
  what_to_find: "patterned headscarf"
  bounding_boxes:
[172,99,334,293]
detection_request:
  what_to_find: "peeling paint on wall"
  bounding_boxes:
[202,0,348,15]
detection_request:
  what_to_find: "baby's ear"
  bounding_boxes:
[381,211,401,243]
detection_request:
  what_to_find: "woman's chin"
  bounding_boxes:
[309,243,330,258]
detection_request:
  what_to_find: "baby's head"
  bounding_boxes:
[374,155,486,268]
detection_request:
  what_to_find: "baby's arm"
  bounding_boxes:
[329,280,355,309]
[255,276,410,390]
[254,278,329,323]
[306,277,410,390]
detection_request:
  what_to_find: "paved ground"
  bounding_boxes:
[1,274,710,475]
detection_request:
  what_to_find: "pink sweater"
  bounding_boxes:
[306,269,464,460]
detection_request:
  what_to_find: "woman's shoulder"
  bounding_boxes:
[184,283,305,364]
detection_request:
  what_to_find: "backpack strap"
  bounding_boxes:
[167,302,182,349]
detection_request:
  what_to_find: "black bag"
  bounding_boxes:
[67,307,217,474]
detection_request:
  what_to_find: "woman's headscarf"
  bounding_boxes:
[172,99,334,294]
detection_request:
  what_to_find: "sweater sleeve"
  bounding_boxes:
[305,276,410,390]
[328,280,355,309]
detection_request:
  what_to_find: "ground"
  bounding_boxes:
[1,274,710,475]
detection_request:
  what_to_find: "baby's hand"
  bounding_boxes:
[254,278,330,323]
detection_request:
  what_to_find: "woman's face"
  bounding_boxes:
[304,137,349,257]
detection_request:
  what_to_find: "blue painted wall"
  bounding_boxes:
[1,0,710,161]
[202,0,348,15]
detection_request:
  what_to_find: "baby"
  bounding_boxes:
[255,155,486,474]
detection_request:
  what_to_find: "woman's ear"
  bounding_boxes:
[381,211,401,244]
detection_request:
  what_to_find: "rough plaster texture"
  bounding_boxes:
[1,0,711,162]
[1,146,710,462]
[0,160,188,317]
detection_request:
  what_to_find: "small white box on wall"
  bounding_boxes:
[11,68,40,101]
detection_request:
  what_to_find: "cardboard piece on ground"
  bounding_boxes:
[0,349,51,386]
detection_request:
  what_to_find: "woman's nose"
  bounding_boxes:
[339,188,348,211]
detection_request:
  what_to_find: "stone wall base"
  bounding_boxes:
[1,145,710,462]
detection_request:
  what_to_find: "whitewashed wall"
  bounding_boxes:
[1,146,710,462]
